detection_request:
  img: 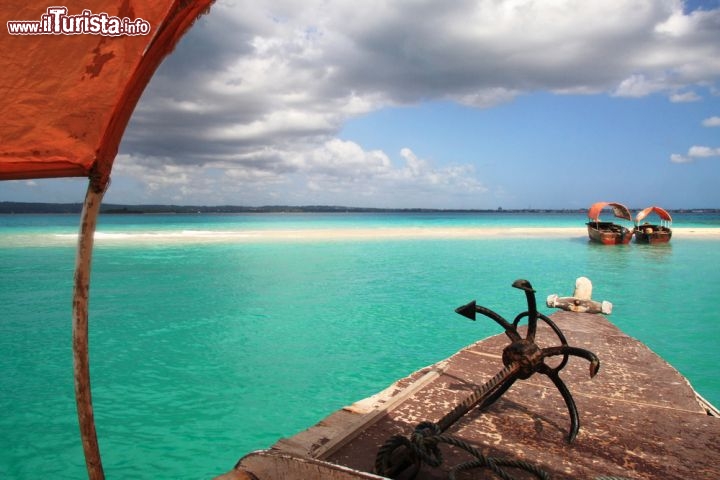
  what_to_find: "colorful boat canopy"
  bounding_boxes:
[0,0,213,187]
[587,202,632,222]
[635,206,672,224]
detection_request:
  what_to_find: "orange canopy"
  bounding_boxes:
[635,206,672,224]
[587,202,632,222]
[0,0,213,189]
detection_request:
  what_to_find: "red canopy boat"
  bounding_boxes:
[634,206,673,244]
[586,202,633,245]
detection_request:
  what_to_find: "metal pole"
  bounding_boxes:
[72,180,106,480]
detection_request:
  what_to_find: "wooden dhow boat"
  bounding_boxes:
[585,202,633,245]
[634,206,673,244]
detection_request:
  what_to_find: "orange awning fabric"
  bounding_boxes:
[587,202,632,222]
[0,0,213,188]
[636,206,672,224]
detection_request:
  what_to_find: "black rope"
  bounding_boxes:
[375,421,551,480]
[439,434,550,480]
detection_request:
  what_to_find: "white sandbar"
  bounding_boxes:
[85,226,720,244]
[4,226,713,247]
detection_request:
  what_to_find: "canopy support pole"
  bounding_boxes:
[72,179,107,480]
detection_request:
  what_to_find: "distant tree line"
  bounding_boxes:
[0,202,716,215]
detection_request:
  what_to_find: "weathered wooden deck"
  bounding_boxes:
[221,311,720,479]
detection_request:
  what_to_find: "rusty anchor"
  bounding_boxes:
[375,279,600,479]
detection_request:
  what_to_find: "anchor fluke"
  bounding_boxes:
[512,278,536,293]
[455,300,477,321]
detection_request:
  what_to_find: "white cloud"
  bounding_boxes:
[110,143,487,208]
[670,153,691,163]
[670,91,701,102]
[670,145,720,163]
[399,148,426,177]
[302,139,392,176]
[614,74,668,97]
[113,0,720,205]
[702,116,720,126]
[688,146,720,157]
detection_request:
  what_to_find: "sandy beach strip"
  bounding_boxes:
[19,226,719,246]
[669,227,720,237]
[92,226,720,243]
[220,226,720,241]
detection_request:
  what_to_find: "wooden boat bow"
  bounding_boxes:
[224,294,720,479]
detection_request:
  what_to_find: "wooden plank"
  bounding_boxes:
[273,362,449,459]
[230,450,386,480]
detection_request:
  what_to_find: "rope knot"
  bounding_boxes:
[375,420,555,480]
[410,421,443,467]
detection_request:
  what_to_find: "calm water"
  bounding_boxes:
[1,212,719,479]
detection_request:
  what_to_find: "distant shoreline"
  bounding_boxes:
[1,201,719,215]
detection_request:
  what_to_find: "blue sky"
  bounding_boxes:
[340,92,720,208]
[2,0,720,209]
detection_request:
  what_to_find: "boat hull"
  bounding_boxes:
[586,222,632,245]
[634,225,672,244]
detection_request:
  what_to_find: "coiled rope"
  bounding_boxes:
[374,421,637,480]
[375,421,550,480]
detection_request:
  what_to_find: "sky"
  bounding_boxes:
[2,0,720,209]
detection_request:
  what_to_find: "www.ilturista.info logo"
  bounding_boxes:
[7,6,151,36]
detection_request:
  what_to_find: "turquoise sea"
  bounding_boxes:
[1,211,719,479]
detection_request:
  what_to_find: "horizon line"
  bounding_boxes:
[1,201,720,215]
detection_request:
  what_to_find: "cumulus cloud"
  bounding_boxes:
[115,0,720,205]
[670,145,720,163]
[703,116,720,126]
[688,146,720,157]
[670,153,692,164]
[110,143,487,208]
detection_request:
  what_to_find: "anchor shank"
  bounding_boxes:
[436,362,520,432]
